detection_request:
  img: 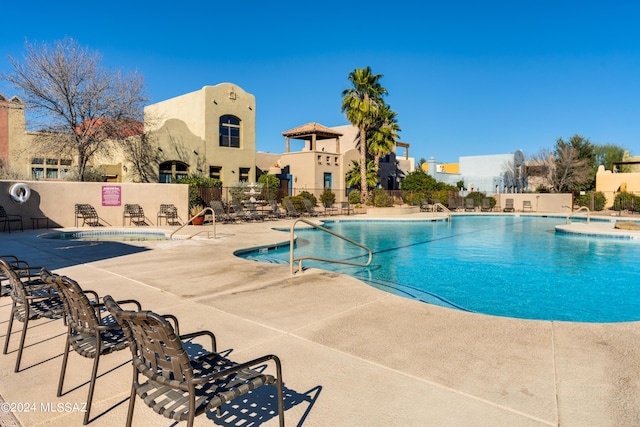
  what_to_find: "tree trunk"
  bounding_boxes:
[359,125,367,203]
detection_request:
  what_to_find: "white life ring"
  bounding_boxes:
[9,183,31,204]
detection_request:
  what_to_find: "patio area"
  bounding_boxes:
[1,215,640,426]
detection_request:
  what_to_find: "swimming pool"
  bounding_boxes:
[39,230,169,241]
[240,216,640,323]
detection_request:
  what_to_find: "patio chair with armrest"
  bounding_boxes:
[157,204,181,225]
[39,270,147,425]
[245,201,266,221]
[75,204,103,227]
[104,295,285,427]
[0,205,23,232]
[1,259,63,373]
[123,204,150,226]
[341,201,353,215]
[303,199,320,217]
[503,198,515,212]
[523,200,533,212]
[481,198,493,212]
[268,199,287,219]
[284,198,301,218]
[210,200,233,223]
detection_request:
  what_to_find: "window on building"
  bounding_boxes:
[219,115,240,148]
[60,159,72,166]
[324,172,332,189]
[239,167,250,182]
[46,168,58,179]
[46,158,58,165]
[32,168,44,179]
[159,161,189,183]
[209,166,222,180]
[32,158,44,164]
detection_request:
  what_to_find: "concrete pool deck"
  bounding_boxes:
[1,212,640,426]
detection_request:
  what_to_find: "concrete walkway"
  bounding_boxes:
[1,213,640,426]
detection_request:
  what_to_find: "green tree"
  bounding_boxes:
[345,160,378,191]
[341,66,387,203]
[400,170,441,192]
[368,103,400,177]
[2,38,148,181]
[258,174,280,200]
[594,144,627,172]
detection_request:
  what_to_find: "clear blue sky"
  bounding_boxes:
[1,1,639,164]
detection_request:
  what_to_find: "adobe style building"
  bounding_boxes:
[255,122,415,200]
[142,83,256,184]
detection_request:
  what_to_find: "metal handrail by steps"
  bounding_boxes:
[170,207,216,240]
[289,218,372,275]
[566,206,591,224]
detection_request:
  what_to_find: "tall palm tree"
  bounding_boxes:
[341,66,387,203]
[368,103,401,177]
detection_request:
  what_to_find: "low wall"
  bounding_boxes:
[0,180,188,229]
[495,193,572,212]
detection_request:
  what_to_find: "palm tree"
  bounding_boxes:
[345,160,378,191]
[368,103,401,177]
[341,66,387,203]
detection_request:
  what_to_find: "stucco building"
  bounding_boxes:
[256,122,415,200]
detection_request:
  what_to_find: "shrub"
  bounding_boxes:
[319,188,336,207]
[298,190,317,206]
[614,191,640,212]
[575,192,606,211]
[370,189,394,207]
[284,195,305,212]
[348,190,361,205]
[464,191,486,207]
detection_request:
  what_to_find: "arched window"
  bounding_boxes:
[219,115,240,148]
[159,161,189,183]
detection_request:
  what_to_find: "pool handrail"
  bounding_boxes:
[170,207,216,240]
[289,218,372,275]
[433,203,452,221]
[566,206,591,224]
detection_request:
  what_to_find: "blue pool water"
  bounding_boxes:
[239,216,640,323]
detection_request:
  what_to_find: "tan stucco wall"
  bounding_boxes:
[495,193,572,212]
[595,165,640,207]
[0,180,188,229]
[144,83,256,185]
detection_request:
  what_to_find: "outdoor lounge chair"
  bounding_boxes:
[230,201,252,221]
[481,198,493,212]
[341,201,353,215]
[268,199,287,219]
[464,198,476,212]
[245,201,266,221]
[157,204,181,225]
[523,200,533,212]
[323,201,338,216]
[0,205,23,232]
[40,270,146,425]
[75,204,103,227]
[448,197,460,211]
[104,295,285,427]
[1,259,63,373]
[284,198,302,218]
[210,200,234,223]
[503,198,515,212]
[124,204,150,226]
[303,199,320,217]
